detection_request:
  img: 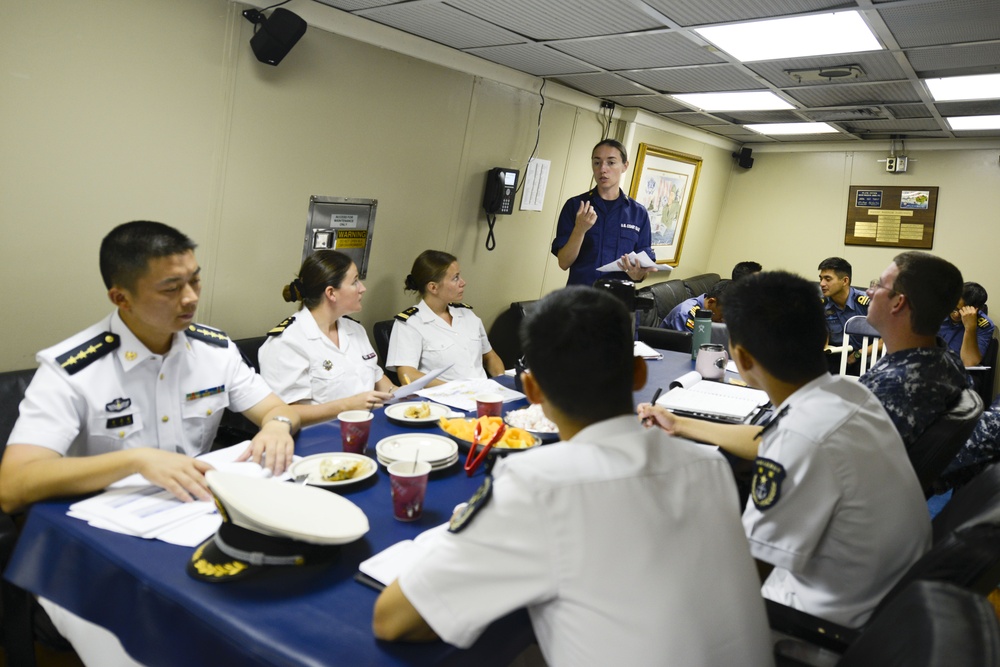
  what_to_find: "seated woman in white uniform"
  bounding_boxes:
[259,250,396,426]
[386,250,505,387]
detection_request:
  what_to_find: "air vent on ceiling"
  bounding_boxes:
[785,65,865,83]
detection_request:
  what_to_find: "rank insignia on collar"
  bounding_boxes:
[186,385,225,401]
[106,415,134,429]
[979,317,991,329]
[267,316,295,337]
[323,360,333,371]
[395,306,419,322]
[106,397,132,412]
[124,351,137,361]
[751,457,786,510]
[56,333,120,376]
[185,324,230,348]
[449,475,493,533]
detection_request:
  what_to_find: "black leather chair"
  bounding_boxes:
[933,461,1000,542]
[213,336,269,449]
[636,326,692,355]
[971,336,999,406]
[232,335,266,373]
[373,319,399,386]
[487,301,537,369]
[837,580,1000,667]
[682,272,721,299]
[908,387,984,497]
[635,279,689,327]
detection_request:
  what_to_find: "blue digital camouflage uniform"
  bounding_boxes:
[859,343,971,449]
[937,395,1000,491]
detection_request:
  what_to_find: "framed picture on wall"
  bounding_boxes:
[628,144,702,266]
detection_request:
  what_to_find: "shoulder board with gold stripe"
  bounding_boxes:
[979,316,991,329]
[856,294,870,306]
[267,316,295,337]
[56,333,120,375]
[185,324,230,348]
[395,306,419,322]
[449,302,473,310]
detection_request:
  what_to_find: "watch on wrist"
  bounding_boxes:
[268,415,294,430]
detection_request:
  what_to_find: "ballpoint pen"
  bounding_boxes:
[642,387,663,426]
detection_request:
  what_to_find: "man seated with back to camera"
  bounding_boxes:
[732,260,762,281]
[859,252,971,450]
[639,271,930,628]
[373,286,774,666]
[660,278,731,331]
[937,281,994,367]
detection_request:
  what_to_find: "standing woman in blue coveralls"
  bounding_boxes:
[551,139,657,286]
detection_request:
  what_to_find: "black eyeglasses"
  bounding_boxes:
[868,279,896,294]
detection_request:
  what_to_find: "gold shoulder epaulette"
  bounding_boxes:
[856,293,870,306]
[449,302,473,310]
[395,306,419,322]
[979,316,991,329]
[185,324,230,348]
[56,332,120,375]
[267,316,295,337]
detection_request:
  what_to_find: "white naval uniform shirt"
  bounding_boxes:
[258,308,383,405]
[386,300,491,383]
[8,312,271,458]
[399,416,774,667]
[743,373,931,628]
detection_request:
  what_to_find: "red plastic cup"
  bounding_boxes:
[475,392,503,418]
[388,460,431,521]
[338,410,373,454]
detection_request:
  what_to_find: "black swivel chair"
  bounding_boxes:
[908,387,984,497]
[635,280,689,327]
[373,320,398,386]
[971,336,999,406]
[213,336,268,448]
[636,326,692,355]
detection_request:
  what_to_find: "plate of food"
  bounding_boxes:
[503,404,560,442]
[385,401,452,426]
[438,416,541,456]
[289,453,377,488]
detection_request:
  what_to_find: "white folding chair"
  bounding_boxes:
[839,315,887,376]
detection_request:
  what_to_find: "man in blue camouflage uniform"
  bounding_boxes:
[860,252,971,450]
[935,396,1000,492]
[818,257,870,373]
[938,281,995,367]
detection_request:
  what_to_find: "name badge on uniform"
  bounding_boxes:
[106,415,134,429]
[186,385,225,401]
[362,352,377,361]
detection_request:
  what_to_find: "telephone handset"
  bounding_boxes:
[483,167,519,215]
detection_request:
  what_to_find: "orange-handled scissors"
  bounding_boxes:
[464,421,506,476]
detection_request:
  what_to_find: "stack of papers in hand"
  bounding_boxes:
[658,374,769,423]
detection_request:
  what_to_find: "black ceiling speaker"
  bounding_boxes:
[243,7,307,66]
[733,147,754,169]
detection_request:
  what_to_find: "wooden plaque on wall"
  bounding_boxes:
[845,185,938,249]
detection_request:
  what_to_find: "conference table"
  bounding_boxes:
[4,349,752,666]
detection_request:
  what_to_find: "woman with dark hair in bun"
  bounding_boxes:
[386,250,504,387]
[259,250,395,426]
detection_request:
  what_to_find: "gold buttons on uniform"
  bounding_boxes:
[206,409,213,416]
[162,416,169,423]
[160,374,165,380]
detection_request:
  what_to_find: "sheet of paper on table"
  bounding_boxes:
[386,364,453,403]
[416,379,525,412]
[69,443,299,546]
[597,251,661,273]
[358,523,449,589]
[634,340,663,359]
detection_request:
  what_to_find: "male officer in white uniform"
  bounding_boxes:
[374,287,774,666]
[0,221,300,666]
[640,271,930,628]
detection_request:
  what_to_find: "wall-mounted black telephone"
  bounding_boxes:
[483,167,519,215]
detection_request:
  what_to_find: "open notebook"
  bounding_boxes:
[657,373,769,423]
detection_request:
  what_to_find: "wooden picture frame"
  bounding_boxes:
[628,144,702,266]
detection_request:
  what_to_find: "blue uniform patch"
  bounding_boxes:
[449,476,493,533]
[751,458,786,510]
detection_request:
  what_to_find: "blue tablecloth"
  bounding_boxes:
[3,351,724,666]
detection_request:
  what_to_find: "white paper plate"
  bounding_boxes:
[205,471,369,545]
[288,453,377,488]
[384,401,452,425]
[378,452,458,471]
[375,433,458,465]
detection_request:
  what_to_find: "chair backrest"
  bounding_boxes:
[636,280,689,327]
[933,461,1000,542]
[636,326,692,354]
[0,368,36,450]
[682,272,721,298]
[839,580,1000,667]
[487,301,537,368]
[909,387,984,497]
[971,336,999,406]
[838,315,887,375]
[232,336,266,373]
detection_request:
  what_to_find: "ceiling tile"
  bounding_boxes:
[643,0,854,27]
[359,3,524,49]
[749,51,909,88]
[606,95,689,113]
[786,81,923,106]
[549,30,725,70]
[466,44,596,76]
[550,72,651,97]
[446,0,662,40]
[879,0,1000,48]
[936,100,1000,116]
[905,43,1000,77]
[622,64,763,93]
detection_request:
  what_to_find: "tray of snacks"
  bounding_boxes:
[503,404,559,442]
[438,416,541,458]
